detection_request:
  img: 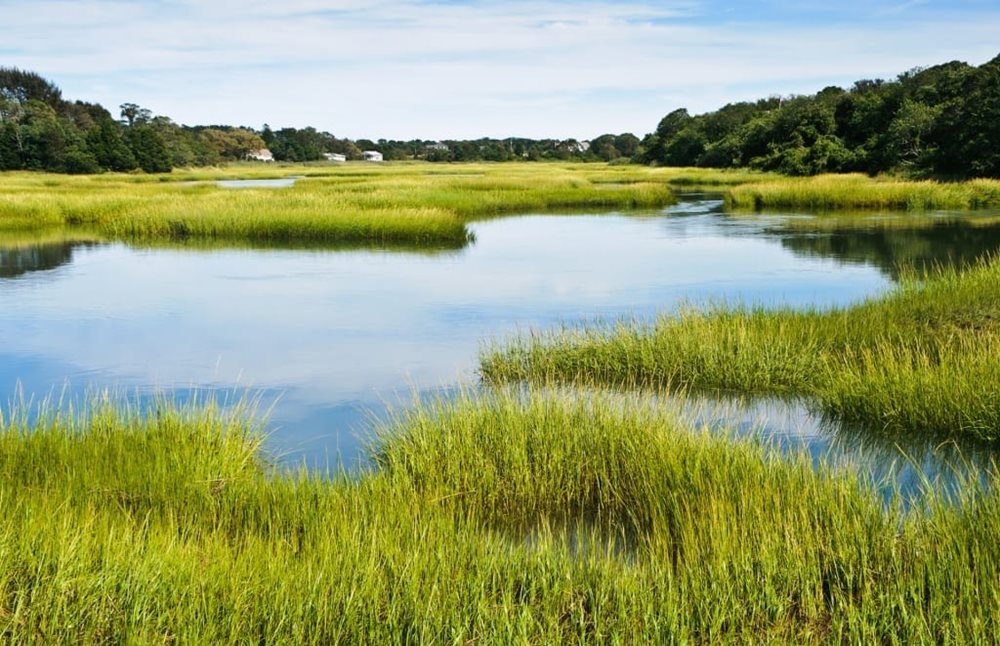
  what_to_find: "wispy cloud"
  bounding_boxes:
[1,0,997,138]
[873,0,931,16]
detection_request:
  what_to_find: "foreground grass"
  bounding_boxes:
[2,391,999,641]
[482,256,1000,442]
[0,163,681,246]
[727,173,1000,211]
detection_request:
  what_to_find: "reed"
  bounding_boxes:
[0,164,678,246]
[726,174,1000,211]
[3,389,1000,641]
[482,256,1000,442]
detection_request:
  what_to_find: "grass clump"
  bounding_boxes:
[726,173,1000,211]
[6,389,1000,641]
[482,256,1000,442]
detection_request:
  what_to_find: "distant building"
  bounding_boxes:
[427,142,449,152]
[247,149,274,162]
[362,150,384,162]
[323,153,347,162]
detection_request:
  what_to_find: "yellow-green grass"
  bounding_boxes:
[482,256,1000,442]
[726,173,1000,211]
[0,164,681,246]
[3,389,1000,641]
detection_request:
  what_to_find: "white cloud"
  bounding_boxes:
[1,0,997,138]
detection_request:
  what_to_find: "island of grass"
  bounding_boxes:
[2,389,999,642]
[482,254,1000,442]
[5,163,1000,250]
[0,163,686,247]
[726,173,1000,211]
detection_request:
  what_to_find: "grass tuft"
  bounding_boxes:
[482,256,1000,442]
[4,389,1000,640]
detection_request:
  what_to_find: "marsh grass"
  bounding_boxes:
[727,174,1000,211]
[4,389,1000,641]
[482,256,1000,442]
[0,164,678,246]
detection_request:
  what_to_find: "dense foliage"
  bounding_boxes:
[640,54,1000,178]
[0,67,628,173]
[4,53,997,176]
[0,69,272,173]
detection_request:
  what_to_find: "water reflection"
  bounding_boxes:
[0,239,102,279]
[1,199,999,497]
[676,195,1000,279]
[679,393,998,505]
[775,219,1000,279]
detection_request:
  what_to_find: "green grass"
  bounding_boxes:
[726,173,1000,211]
[482,255,1000,442]
[0,163,679,247]
[3,389,1000,641]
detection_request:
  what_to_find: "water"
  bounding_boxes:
[216,177,300,189]
[3,197,999,491]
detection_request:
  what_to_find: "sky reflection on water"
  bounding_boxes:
[3,198,999,489]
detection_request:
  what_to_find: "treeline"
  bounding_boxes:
[353,133,639,163]
[0,68,277,173]
[6,53,998,177]
[640,53,1000,178]
[0,67,636,174]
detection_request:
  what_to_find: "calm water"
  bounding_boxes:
[216,177,300,189]
[3,197,1000,492]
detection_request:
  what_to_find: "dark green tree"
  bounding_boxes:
[128,125,172,173]
[88,117,137,171]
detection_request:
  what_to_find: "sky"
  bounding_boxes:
[1,0,998,140]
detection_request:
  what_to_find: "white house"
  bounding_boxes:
[362,150,384,162]
[247,148,274,162]
[323,153,347,162]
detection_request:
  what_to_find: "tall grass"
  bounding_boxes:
[482,256,1000,442]
[0,164,678,246]
[727,173,1000,211]
[3,389,1000,641]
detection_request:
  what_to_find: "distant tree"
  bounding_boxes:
[0,67,63,107]
[12,100,68,171]
[198,127,265,161]
[62,144,101,174]
[119,102,152,127]
[148,116,195,167]
[87,117,137,171]
[614,133,640,158]
[640,108,692,164]
[933,54,1000,178]
[128,125,172,172]
[882,99,941,170]
[590,134,620,161]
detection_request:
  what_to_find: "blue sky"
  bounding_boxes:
[1,0,997,139]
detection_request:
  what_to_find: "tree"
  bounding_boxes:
[128,125,172,173]
[613,133,640,159]
[198,127,265,161]
[641,108,692,164]
[119,102,152,127]
[928,54,1000,178]
[883,99,941,170]
[12,100,68,171]
[88,117,137,171]
[0,67,63,107]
